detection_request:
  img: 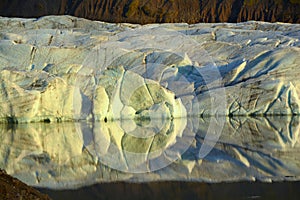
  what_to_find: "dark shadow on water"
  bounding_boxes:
[38,181,300,200]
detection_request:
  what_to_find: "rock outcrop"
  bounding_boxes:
[0,0,299,24]
[0,169,51,200]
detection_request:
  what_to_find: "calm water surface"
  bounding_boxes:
[38,181,300,200]
[1,116,300,199]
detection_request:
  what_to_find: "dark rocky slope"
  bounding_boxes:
[0,169,51,200]
[0,0,299,24]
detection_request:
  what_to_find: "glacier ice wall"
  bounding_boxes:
[0,16,300,189]
[0,16,299,122]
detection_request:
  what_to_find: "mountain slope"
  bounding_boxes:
[0,0,299,24]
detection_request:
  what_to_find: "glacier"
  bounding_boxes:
[0,16,299,122]
[0,15,300,189]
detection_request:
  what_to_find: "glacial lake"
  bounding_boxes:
[1,116,300,199]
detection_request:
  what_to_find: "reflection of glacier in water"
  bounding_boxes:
[80,117,194,173]
[0,116,300,189]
